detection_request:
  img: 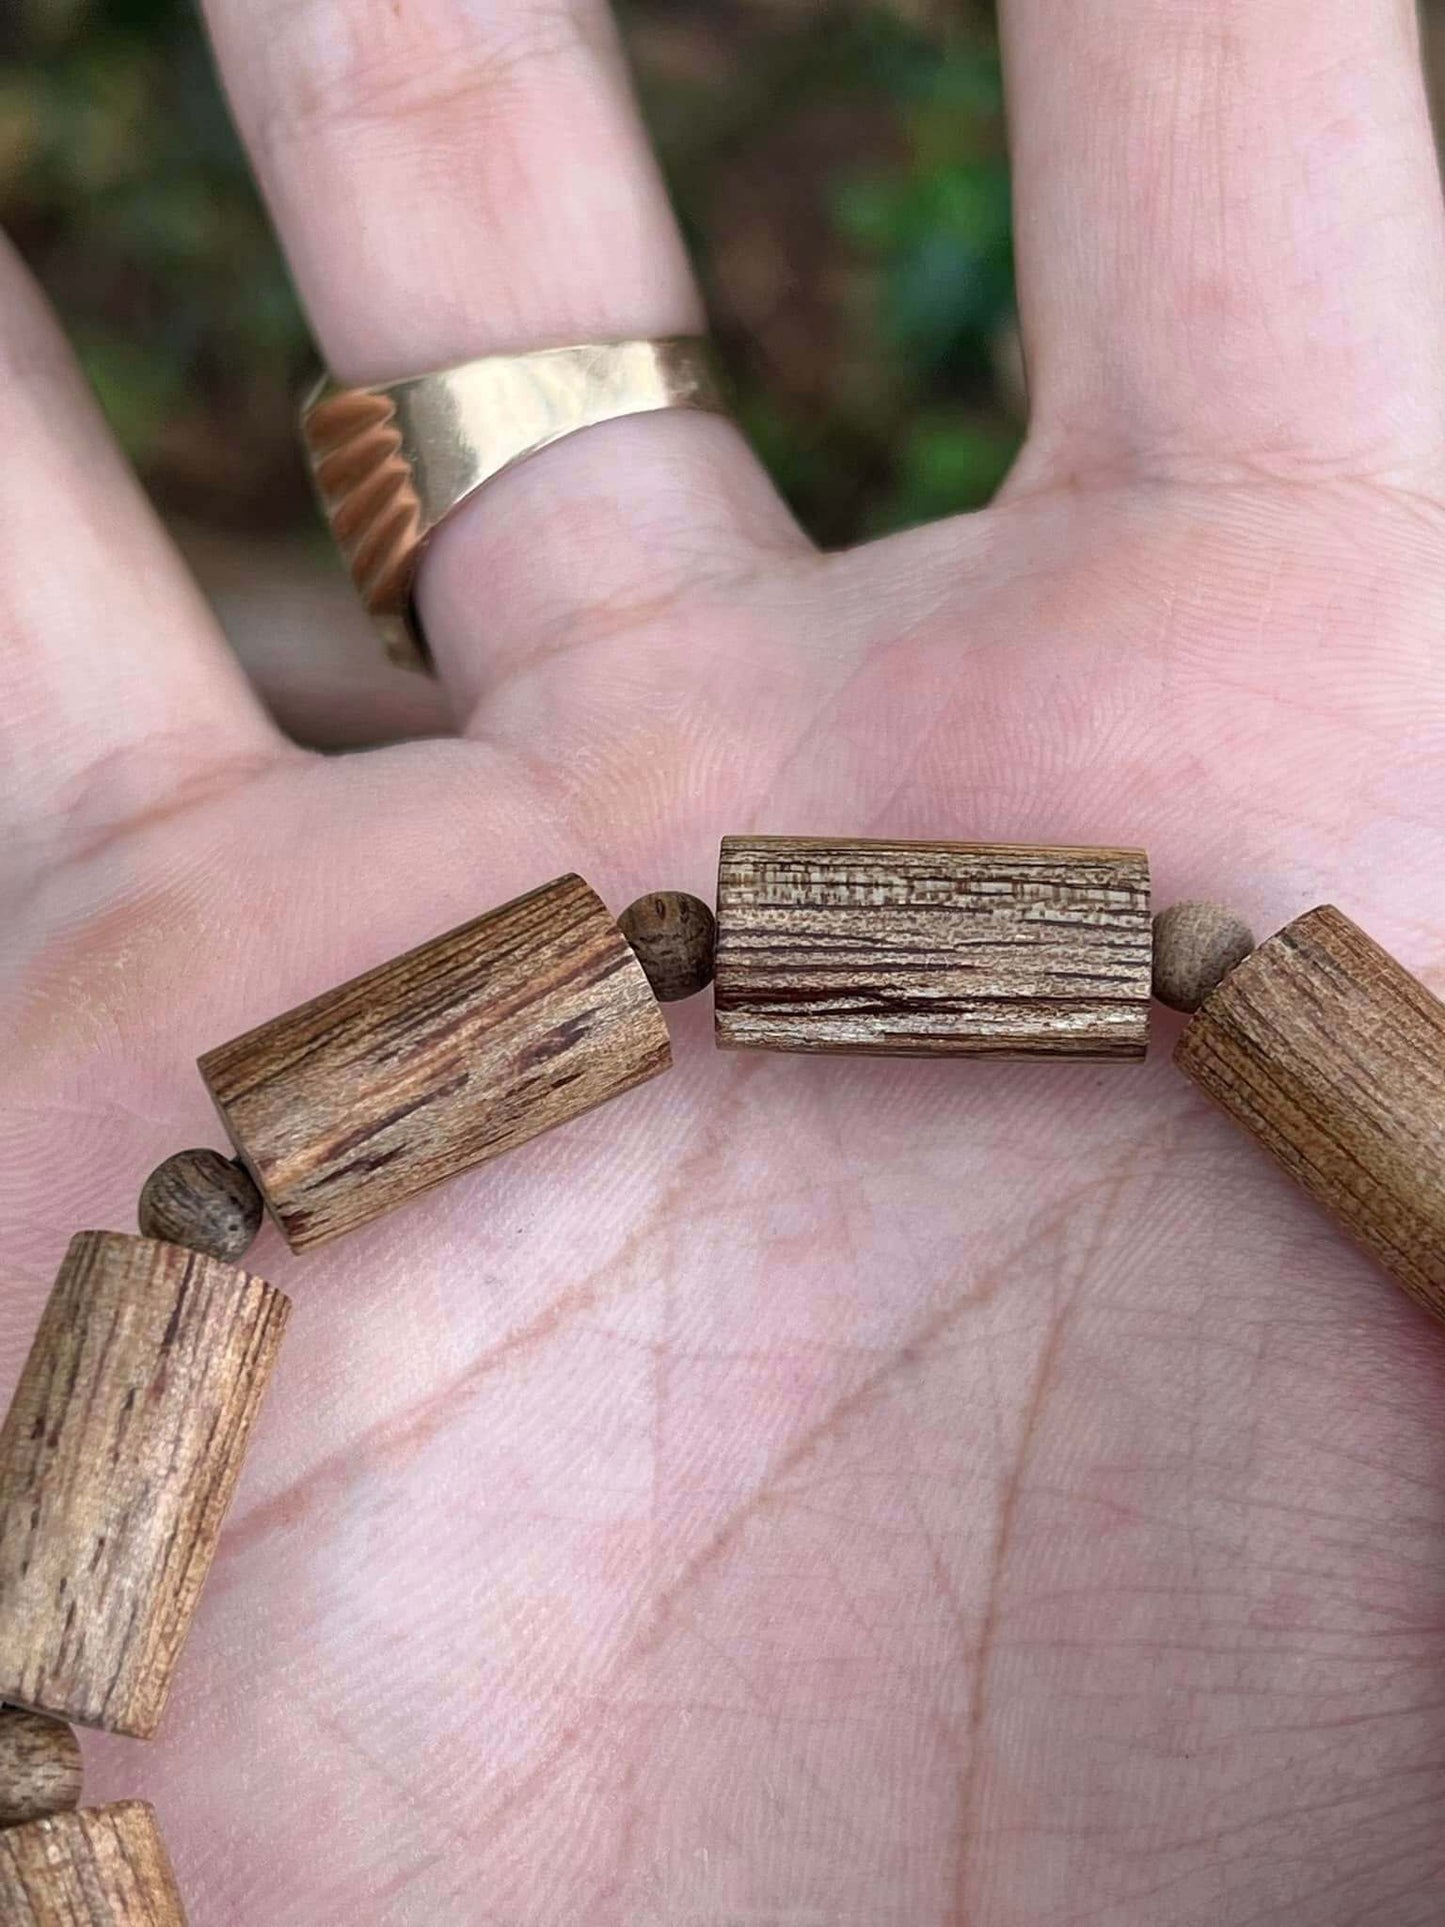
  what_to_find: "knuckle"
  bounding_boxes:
[254,0,606,158]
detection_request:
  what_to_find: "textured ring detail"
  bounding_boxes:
[300,337,726,672]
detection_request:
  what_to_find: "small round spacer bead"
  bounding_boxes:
[138,1148,264,1263]
[1152,901,1257,1013]
[619,891,718,1002]
[0,1706,83,1829]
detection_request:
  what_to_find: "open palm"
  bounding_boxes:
[5,0,1445,1920]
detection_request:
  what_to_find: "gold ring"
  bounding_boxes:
[300,338,725,672]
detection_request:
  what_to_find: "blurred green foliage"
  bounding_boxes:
[0,0,1020,543]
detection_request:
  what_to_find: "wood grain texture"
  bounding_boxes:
[137,1148,263,1262]
[1152,901,1256,1013]
[0,1234,289,1739]
[714,836,1151,1057]
[1176,905,1445,1312]
[199,874,672,1250]
[0,1710,82,1829]
[0,1803,187,1924]
[619,891,717,1002]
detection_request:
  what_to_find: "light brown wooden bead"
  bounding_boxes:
[0,1233,289,1739]
[0,1710,82,1830]
[137,1147,264,1261]
[619,891,717,1002]
[715,836,1151,1057]
[0,1803,187,1923]
[1152,901,1256,1012]
[199,873,671,1250]
[1176,905,1445,1314]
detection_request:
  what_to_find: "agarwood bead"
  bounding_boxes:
[199,873,671,1250]
[0,1710,82,1829]
[1176,905,1445,1314]
[0,1803,187,1923]
[137,1147,264,1261]
[1152,901,1256,1012]
[619,890,717,1001]
[715,836,1151,1057]
[0,1233,289,1738]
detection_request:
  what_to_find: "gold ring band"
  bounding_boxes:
[301,337,726,672]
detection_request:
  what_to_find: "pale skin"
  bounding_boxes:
[4,0,1445,1919]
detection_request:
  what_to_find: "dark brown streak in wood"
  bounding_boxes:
[0,1234,289,1738]
[715,836,1151,1059]
[0,1801,188,1923]
[1176,905,1445,1314]
[200,873,671,1250]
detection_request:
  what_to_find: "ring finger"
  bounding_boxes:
[202,0,804,715]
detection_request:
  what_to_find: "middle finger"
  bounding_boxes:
[202,0,802,716]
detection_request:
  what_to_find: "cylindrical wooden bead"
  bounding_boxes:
[1175,905,1445,1313]
[199,873,671,1250]
[619,890,717,1001]
[714,836,1151,1057]
[0,1710,82,1829]
[0,1803,187,1924]
[0,1233,289,1739]
[138,1147,264,1262]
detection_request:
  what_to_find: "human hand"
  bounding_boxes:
[5,0,1445,1919]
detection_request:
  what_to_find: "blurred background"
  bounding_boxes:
[1,0,1442,736]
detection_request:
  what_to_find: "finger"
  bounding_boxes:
[1001,0,1445,487]
[0,238,286,881]
[201,0,804,716]
[182,529,453,750]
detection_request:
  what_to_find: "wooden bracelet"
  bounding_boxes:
[2,834,1440,1919]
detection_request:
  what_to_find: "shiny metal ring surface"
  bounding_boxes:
[301,337,725,672]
